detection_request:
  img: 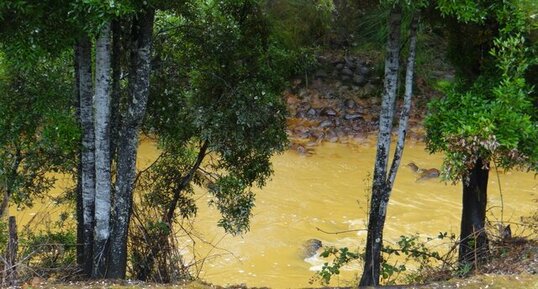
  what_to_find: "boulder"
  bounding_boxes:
[358,65,370,76]
[341,67,354,76]
[341,75,351,82]
[307,108,317,117]
[344,114,362,121]
[353,74,367,86]
[344,98,356,109]
[344,57,355,68]
[320,107,338,117]
[319,120,333,128]
[302,239,323,258]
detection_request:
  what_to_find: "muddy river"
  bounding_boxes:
[11,139,538,288]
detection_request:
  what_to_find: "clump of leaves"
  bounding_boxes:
[316,233,456,285]
[317,246,361,284]
[425,4,538,182]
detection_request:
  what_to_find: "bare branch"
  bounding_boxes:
[316,227,367,235]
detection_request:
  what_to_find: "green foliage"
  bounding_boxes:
[456,262,473,276]
[0,220,7,252]
[317,233,451,285]
[425,0,538,181]
[265,0,334,49]
[436,0,489,23]
[67,0,136,34]
[19,229,78,277]
[318,246,361,284]
[145,0,288,235]
[0,0,79,64]
[381,0,429,11]
[0,53,79,208]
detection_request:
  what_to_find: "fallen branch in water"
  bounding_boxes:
[316,227,367,235]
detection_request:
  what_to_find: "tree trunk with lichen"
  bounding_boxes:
[93,21,113,278]
[108,9,155,279]
[360,9,419,286]
[75,34,96,277]
[359,7,402,286]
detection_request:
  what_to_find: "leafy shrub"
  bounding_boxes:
[19,229,78,279]
[316,233,457,285]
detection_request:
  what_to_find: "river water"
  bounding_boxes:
[11,139,538,288]
[138,140,537,288]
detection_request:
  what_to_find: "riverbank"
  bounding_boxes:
[284,52,439,155]
[6,52,537,289]
[21,273,538,289]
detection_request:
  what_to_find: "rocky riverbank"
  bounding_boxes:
[284,54,430,155]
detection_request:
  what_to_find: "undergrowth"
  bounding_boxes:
[314,218,538,286]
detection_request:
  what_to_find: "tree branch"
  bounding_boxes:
[387,14,419,189]
[164,140,209,224]
[316,227,367,235]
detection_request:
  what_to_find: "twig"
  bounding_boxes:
[316,227,367,235]
[493,162,504,224]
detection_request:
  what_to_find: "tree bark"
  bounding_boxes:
[74,40,84,269]
[0,148,21,218]
[4,216,18,286]
[458,158,489,270]
[164,141,208,225]
[108,9,155,279]
[93,22,113,278]
[388,15,418,189]
[110,19,122,163]
[359,7,402,286]
[75,35,95,276]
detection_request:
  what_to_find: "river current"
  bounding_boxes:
[11,139,537,288]
[139,139,537,288]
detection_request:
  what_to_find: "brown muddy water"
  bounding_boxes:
[10,139,538,289]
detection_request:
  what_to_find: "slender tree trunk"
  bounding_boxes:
[361,13,418,287]
[76,35,96,277]
[93,22,113,278]
[360,13,418,287]
[5,216,18,286]
[164,141,208,225]
[0,148,21,218]
[388,15,418,188]
[110,20,122,163]
[108,9,155,279]
[458,158,489,270]
[137,142,209,281]
[359,7,402,287]
[74,42,84,268]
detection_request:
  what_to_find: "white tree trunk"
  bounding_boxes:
[360,7,402,286]
[388,15,419,189]
[360,11,419,287]
[93,21,112,278]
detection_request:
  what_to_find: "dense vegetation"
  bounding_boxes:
[0,0,536,288]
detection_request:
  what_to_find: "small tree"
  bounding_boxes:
[0,54,79,217]
[426,0,538,270]
[359,1,424,285]
[128,0,289,280]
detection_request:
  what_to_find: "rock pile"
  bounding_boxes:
[285,54,425,155]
